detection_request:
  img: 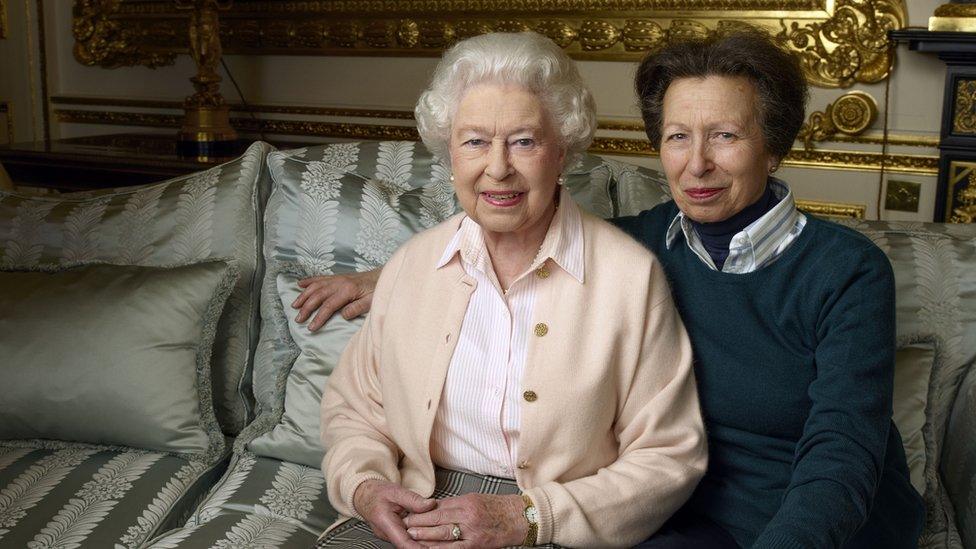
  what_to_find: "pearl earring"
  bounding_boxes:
[450,174,455,182]
[557,175,565,186]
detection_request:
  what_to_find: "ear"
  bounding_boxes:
[767,155,780,174]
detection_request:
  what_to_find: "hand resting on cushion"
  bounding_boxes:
[292,268,381,331]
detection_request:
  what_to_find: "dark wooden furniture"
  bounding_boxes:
[890,30,976,223]
[0,133,262,192]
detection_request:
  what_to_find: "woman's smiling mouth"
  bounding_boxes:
[684,187,726,201]
[481,191,525,206]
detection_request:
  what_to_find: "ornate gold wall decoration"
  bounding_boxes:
[947,161,976,224]
[953,79,976,135]
[73,0,906,88]
[72,0,177,68]
[930,2,976,32]
[798,91,878,148]
[779,0,904,87]
[795,199,866,219]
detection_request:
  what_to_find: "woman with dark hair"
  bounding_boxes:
[619,31,924,548]
[297,31,926,548]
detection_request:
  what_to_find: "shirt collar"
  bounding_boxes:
[436,186,584,283]
[664,178,801,272]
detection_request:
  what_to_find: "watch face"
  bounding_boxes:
[525,506,539,524]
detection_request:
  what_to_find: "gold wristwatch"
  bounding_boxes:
[521,494,539,547]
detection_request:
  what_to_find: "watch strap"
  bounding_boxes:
[521,494,538,547]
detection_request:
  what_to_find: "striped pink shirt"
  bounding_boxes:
[430,187,584,478]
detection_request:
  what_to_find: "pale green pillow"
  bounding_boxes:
[0,261,237,462]
[0,141,275,435]
[893,337,937,495]
[245,268,363,467]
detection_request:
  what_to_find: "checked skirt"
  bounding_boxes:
[314,467,563,548]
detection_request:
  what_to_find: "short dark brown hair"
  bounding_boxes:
[635,31,808,159]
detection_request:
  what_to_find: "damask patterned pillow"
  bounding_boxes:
[0,141,274,435]
[239,140,652,468]
[835,219,976,549]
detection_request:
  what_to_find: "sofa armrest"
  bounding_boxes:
[941,362,976,548]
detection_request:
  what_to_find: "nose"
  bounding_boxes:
[484,141,513,180]
[687,139,713,178]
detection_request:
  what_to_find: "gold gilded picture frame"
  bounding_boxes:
[73,0,906,88]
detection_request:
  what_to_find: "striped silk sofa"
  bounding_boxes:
[0,141,973,548]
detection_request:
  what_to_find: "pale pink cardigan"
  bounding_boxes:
[321,207,707,548]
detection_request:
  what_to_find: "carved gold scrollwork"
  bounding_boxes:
[621,20,664,52]
[934,3,976,17]
[954,79,976,135]
[535,20,577,48]
[950,171,976,224]
[778,0,905,87]
[580,20,620,51]
[72,0,176,68]
[364,21,396,48]
[73,1,907,89]
[398,20,421,48]
[948,163,976,224]
[798,90,878,149]
[418,20,455,49]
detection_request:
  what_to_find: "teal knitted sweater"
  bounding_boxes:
[614,202,924,548]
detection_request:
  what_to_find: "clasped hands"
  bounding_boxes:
[353,479,528,549]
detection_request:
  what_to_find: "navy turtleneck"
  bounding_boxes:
[689,182,780,271]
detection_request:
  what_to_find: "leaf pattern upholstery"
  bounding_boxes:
[0,441,222,549]
[0,141,275,434]
[148,452,335,548]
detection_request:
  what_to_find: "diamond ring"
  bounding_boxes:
[451,523,462,541]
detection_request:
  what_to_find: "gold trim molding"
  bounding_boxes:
[72,0,906,88]
[798,90,878,148]
[54,107,939,175]
[50,95,939,148]
[953,79,976,136]
[795,199,865,219]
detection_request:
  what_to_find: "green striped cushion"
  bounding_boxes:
[0,441,225,549]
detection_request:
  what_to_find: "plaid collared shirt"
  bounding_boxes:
[665,178,807,274]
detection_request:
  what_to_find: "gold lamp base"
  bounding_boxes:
[177,105,240,158]
[929,3,976,32]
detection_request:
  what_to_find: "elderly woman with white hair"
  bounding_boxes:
[314,32,707,549]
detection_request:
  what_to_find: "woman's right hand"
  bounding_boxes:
[353,479,436,548]
[292,268,381,332]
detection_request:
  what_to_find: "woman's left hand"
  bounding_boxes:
[402,493,527,548]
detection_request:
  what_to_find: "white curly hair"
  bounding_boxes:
[414,32,597,167]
